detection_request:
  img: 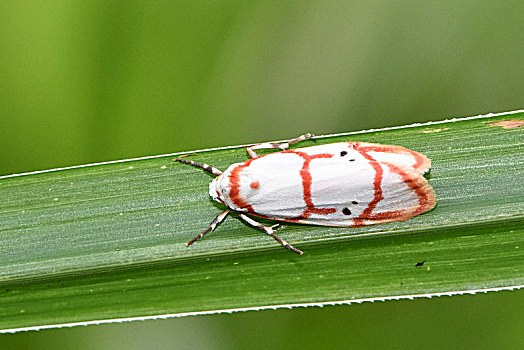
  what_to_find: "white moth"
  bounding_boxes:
[174,134,436,254]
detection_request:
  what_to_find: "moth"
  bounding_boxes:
[174,134,436,254]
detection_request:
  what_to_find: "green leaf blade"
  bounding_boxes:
[1,111,523,332]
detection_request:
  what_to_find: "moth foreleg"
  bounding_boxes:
[238,213,303,255]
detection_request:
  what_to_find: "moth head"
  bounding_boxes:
[208,176,223,203]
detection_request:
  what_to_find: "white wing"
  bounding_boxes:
[219,142,435,227]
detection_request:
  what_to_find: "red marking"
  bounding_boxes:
[352,145,384,226]
[410,149,428,171]
[228,158,255,212]
[291,150,336,219]
[250,181,260,189]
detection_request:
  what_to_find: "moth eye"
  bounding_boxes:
[342,207,352,215]
[340,151,347,156]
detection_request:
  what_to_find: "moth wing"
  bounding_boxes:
[224,142,435,227]
[284,157,436,227]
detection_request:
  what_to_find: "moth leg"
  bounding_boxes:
[186,209,230,246]
[238,213,303,255]
[174,158,223,176]
[246,133,315,158]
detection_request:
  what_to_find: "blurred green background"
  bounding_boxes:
[1,0,523,348]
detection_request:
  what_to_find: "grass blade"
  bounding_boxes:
[1,111,523,332]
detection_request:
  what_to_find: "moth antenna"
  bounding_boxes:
[174,158,223,176]
[186,209,230,246]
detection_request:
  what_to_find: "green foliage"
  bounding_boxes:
[1,112,523,332]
